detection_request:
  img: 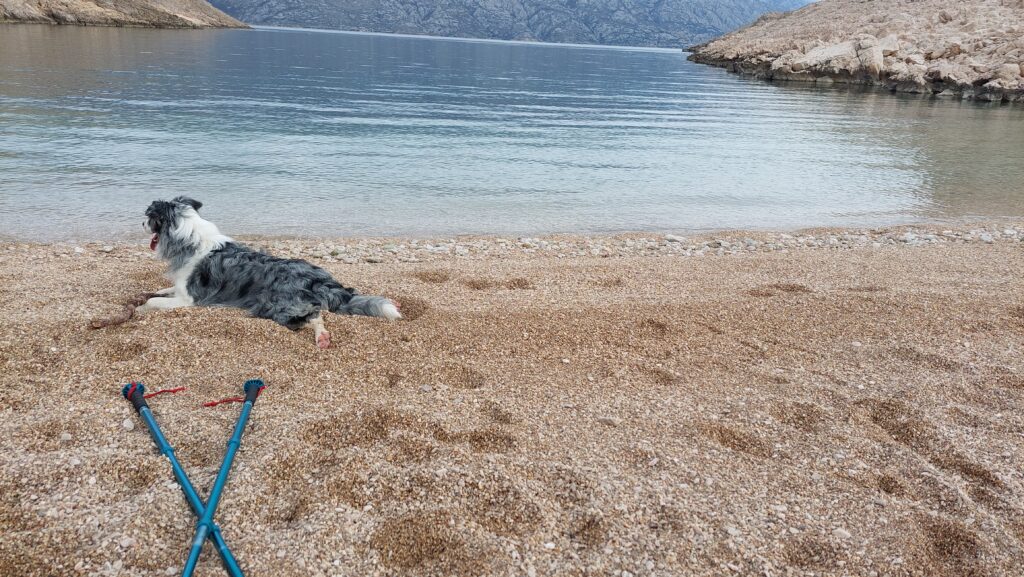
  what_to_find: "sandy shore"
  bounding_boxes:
[1,222,1023,577]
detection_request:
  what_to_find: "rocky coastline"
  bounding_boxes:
[689,0,1024,103]
[0,0,245,28]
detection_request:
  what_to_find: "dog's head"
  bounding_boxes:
[144,196,203,253]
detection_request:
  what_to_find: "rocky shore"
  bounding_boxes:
[0,0,245,28]
[2,221,1023,576]
[690,0,1024,103]
[46,221,1019,265]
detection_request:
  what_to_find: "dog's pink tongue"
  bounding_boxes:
[150,234,158,251]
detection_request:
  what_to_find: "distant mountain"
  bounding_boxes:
[208,0,811,48]
[0,0,244,27]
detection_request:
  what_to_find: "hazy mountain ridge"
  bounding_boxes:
[690,0,1024,102]
[0,0,245,27]
[208,0,810,47]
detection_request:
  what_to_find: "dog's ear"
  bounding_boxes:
[173,196,203,211]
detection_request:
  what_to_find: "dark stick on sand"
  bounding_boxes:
[88,292,159,329]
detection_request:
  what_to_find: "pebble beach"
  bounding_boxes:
[2,221,1023,576]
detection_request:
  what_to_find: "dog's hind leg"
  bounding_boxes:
[307,315,331,350]
[135,295,191,315]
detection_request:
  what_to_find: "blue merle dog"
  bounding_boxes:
[138,196,400,348]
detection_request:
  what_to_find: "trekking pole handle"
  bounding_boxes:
[122,382,148,413]
[243,379,265,405]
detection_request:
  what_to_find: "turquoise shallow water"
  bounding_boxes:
[1,24,1022,241]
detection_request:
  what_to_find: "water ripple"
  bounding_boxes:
[1,24,1022,241]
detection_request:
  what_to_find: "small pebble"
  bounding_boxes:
[122,418,135,431]
[59,432,72,442]
[833,527,852,540]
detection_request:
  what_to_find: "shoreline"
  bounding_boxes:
[0,19,247,29]
[11,220,1022,264]
[688,51,1024,104]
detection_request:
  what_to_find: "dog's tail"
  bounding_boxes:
[329,293,402,321]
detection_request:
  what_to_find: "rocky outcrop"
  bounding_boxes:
[0,0,245,27]
[689,0,1024,102]
[209,0,809,48]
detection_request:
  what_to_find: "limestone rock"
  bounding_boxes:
[995,63,1021,81]
[690,0,1024,102]
[906,53,926,66]
[878,34,901,56]
[0,0,245,27]
[792,41,858,72]
[857,45,884,77]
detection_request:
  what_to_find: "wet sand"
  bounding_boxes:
[1,223,1023,577]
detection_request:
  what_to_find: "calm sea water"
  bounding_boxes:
[1,24,1023,241]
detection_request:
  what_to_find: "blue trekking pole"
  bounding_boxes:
[182,379,265,577]
[122,383,244,577]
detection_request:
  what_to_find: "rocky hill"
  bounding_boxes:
[0,0,245,27]
[208,0,809,48]
[690,0,1024,102]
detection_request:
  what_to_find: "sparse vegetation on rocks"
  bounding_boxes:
[690,0,1024,102]
[0,0,245,28]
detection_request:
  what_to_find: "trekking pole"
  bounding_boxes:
[181,379,265,577]
[122,382,244,577]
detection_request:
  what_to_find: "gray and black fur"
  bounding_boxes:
[187,243,394,329]
[143,196,400,332]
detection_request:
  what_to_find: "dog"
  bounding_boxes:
[137,196,400,348]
